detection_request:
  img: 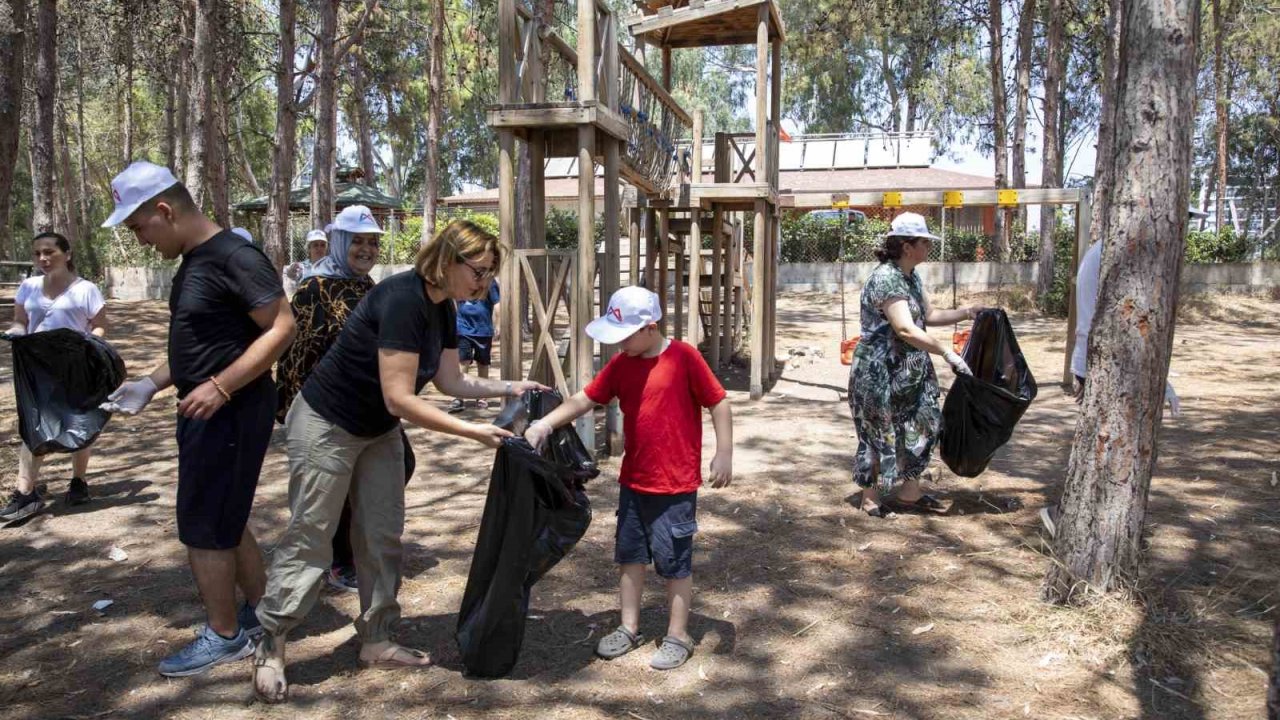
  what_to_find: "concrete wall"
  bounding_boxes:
[777,261,1280,294]
[104,262,1280,300]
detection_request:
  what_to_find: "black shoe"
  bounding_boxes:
[325,565,359,593]
[65,477,91,506]
[0,490,44,524]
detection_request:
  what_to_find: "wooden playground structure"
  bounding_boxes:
[492,0,786,451]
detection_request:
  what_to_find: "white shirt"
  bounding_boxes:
[1070,241,1102,378]
[15,276,106,335]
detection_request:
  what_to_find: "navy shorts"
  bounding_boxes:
[175,375,276,550]
[614,486,698,579]
[458,335,493,365]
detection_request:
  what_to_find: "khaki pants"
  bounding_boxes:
[257,396,406,643]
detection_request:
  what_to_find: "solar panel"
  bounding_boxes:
[832,139,866,168]
[899,136,932,167]
[778,141,804,170]
[802,140,836,170]
[544,158,574,177]
[866,138,899,167]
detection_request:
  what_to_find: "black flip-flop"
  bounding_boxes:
[889,494,947,514]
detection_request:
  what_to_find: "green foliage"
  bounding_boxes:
[384,209,501,264]
[544,209,604,249]
[1184,228,1255,263]
[1037,227,1078,318]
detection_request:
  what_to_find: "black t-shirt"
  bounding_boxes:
[301,269,458,437]
[168,230,284,397]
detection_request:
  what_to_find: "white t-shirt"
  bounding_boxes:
[1070,241,1102,379]
[15,276,106,335]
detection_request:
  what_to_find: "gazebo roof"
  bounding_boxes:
[233,181,403,213]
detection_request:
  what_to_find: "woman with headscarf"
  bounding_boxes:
[849,212,978,517]
[274,205,392,593]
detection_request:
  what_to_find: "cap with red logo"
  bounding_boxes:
[102,161,181,228]
[586,286,662,344]
[330,205,384,235]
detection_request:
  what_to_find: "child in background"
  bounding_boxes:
[525,286,733,670]
[449,279,500,413]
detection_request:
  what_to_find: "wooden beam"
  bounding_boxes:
[618,47,692,126]
[782,187,1083,209]
[578,0,596,103]
[574,125,596,450]
[629,205,642,286]
[659,207,670,332]
[750,200,766,399]
[603,136,623,455]
[755,3,767,189]
[499,0,517,104]
[1064,192,1092,386]
[709,205,723,368]
[486,104,630,142]
[626,0,775,37]
[498,130,521,391]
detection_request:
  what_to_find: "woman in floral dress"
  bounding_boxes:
[849,213,979,517]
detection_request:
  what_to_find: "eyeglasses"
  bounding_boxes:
[459,257,496,282]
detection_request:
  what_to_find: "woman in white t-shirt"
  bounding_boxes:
[1,231,108,524]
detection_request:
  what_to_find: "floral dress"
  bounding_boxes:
[275,275,374,423]
[848,262,940,494]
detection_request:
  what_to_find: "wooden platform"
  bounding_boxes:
[487,102,630,143]
[627,0,785,48]
[687,181,778,210]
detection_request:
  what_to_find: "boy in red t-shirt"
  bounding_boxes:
[525,286,732,670]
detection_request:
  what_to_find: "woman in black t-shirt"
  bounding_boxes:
[253,220,545,703]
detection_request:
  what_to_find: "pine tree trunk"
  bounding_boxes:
[209,77,231,227]
[1212,0,1227,232]
[988,0,1010,260]
[420,0,444,245]
[1012,0,1035,194]
[311,0,338,229]
[233,110,262,197]
[175,3,191,181]
[31,0,57,234]
[1036,0,1064,299]
[186,0,213,212]
[1042,0,1201,604]
[75,22,90,254]
[351,54,377,185]
[265,0,296,269]
[1090,0,1122,247]
[123,8,134,164]
[0,0,28,259]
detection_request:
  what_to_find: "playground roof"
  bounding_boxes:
[233,182,404,213]
[627,0,786,48]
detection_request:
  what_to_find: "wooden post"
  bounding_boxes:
[1063,191,1092,386]
[725,214,738,360]
[768,211,779,380]
[629,206,641,286]
[574,125,596,449]
[497,0,520,394]
[674,234,685,340]
[687,110,704,348]
[709,206,723,368]
[755,4,768,185]
[577,0,596,103]
[645,206,658,288]
[733,217,744,353]
[771,36,781,190]
[603,139,622,454]
[750,201,767,398]
[659,207,670,332]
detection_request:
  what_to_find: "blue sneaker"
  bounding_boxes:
[158,624,254,677]
[237,602,264,640]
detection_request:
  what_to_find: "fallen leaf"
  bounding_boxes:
[911,623,934,635]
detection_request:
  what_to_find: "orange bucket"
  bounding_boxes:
[952,329,971,354]
[840,336,860,365]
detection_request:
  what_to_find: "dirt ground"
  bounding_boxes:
[0,291,1276,720]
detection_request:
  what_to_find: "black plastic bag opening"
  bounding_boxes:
[939,309,1038,477]
[456,389,597,678]
[6,329,126,456]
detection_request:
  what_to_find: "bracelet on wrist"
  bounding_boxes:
[209,376,232,402]
[505,380,513,397]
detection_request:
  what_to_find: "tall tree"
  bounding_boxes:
[1091,0,1123,247]
[0,0,28,258]
[1036,0,1065,299]
[987,0,1010,260]
[174,2,191,181]
[350,52,377,184]
[186,0,214,212]
[1211,0,1229,231]
[1042,0,1201,603]
[1011,0,1035,197]
[311,0,338,229]
[420,0,444,243]
[265,0,296,269]
[31,0,57,234]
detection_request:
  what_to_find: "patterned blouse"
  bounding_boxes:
[275,275,375,423]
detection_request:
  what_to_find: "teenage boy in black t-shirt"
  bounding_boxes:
[100,161,296,677]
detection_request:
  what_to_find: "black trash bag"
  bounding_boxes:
[5,329,126,456]
[456,390,599,678]
[940,309,1038,477]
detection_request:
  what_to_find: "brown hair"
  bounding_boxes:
[414,219,505,287]
[33,231,75,273]
[875,235,922,262]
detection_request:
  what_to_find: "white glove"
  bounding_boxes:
[1164,381,1181,417]
[942,349,972,376]
[524,419,554,451]
[101,376,159,415]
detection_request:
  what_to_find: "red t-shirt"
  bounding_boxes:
[585,339,727,495]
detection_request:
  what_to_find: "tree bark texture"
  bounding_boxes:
[175,2,191,181]
[1012,0,1035,193]
[122,8,134,164]
[31,0,56,234]
[0,0,28,259]
[1090,0,1122,247]
[351,53,377,185]
[987,0,1010,260]
[265,0,296,269]
[208,73,231,227]
[1036,0,1064,299]
[1042,0,1201,603]
[420,0,445,245]
[311,0,338,229]
[186,0,214,213]
[1211,0,1227,232]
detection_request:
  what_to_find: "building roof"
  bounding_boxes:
[234,182,404,213]
[441,167,995,209]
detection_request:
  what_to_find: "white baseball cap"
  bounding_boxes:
[586,286,662,344]
[331,205,384,234]
[231,227,253,244]
[305,229,328,244]
[102,161,181,227]
[889,212,940,240]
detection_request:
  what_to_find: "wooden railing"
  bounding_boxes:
[712,124,779,193]
[618,48,692,192]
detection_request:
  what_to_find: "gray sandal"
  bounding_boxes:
[649,635,694,670]
[595,625,644,660]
